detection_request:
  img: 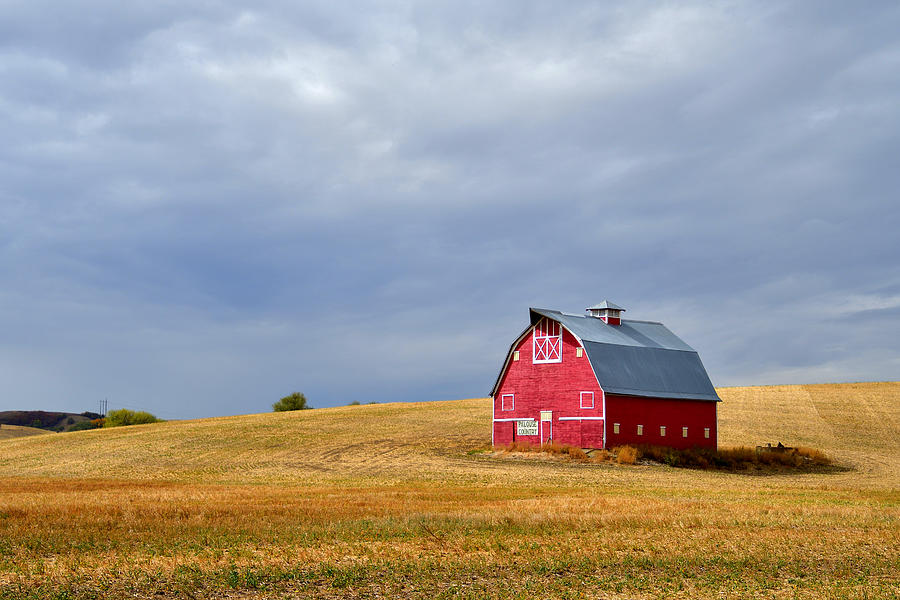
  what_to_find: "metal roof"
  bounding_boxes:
[582,342,720,401]
[531,308,693,351]
[489,308,719,402]
[586,300,624,311]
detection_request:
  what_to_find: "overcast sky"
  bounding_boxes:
[1,1,898,419]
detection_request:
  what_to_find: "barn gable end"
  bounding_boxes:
[493,318,605,448]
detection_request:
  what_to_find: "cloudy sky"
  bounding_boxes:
[1,1,898,419]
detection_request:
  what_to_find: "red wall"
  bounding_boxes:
[493,323,605,448]
[604,394,717,449]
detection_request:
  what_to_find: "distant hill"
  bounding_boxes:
[0,382,896,486]
[0,410,101,432]
[0,423,52,440]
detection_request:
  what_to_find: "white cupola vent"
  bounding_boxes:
[586,300,625,325]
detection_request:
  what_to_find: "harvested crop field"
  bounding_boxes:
[0,382,898,599]
[0,425,49,441]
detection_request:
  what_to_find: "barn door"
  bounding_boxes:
[540,411,552,445]
[580,420,604,449]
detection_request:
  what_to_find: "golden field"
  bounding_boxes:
[0,382,898,599]
[0,425,49,441]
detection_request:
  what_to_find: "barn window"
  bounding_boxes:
[683,427,689,438]
[660,426,666,437]
[532,318,562,363]
[613,423,620,434]
[704,428,710,439]
[576,347,583,358]
[580,391,594,409]
[501,394,514,411]
[637,424,643,436]
[513,351,520,361]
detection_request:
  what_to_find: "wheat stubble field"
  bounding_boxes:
[0,383,898,599]
[0,426,49,441]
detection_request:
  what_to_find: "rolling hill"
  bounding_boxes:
[1,382,897,599]
[717,382,900,481]
[0,424,52,440]
[1,382,897,486]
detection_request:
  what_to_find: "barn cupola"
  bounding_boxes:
[586,300,625,325]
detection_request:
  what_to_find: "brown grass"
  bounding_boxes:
[0,424,51,440]
[502,441,833,472]
[501,441,588,460]
[0,382,897,599]
[590,448,612,463]
[624,444,835,471]
[795,445,830,464]
[717,381,900,481]
[614,445,638,464]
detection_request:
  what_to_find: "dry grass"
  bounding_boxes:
[0,398,491,485]
[0,383,898,599]
[717,381,900,483]
[0,424,50,440]
[614,445,638,465]
[795,446,830,464]
[610,444,836,471]
[499,440,588,460]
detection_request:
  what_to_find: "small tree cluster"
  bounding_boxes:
[104,409,161,427]
[272,392,311,412]
[69,420,101,431]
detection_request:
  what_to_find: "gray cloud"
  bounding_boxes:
[1,1,898,417]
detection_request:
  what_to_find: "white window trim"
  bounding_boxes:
[613,422,620,434]
[660,425,666,437]
[501,393,514,411]
[682,427,689,438]
[532,318,563,364]
[637,424,644,436]
[576,347,583,357]
[580,391,594,409]
[513,351,520,361]
[558,416,605,421]
[704,427,710,439]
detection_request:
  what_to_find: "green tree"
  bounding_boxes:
[69,421,100,431]
[104,408,161,427]
[272,392,311,412]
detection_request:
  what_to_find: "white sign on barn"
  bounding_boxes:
[516,419,538,436]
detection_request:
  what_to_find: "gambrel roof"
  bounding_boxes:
[490,307,720,402]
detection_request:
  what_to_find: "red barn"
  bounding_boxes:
[490,301,720,450]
